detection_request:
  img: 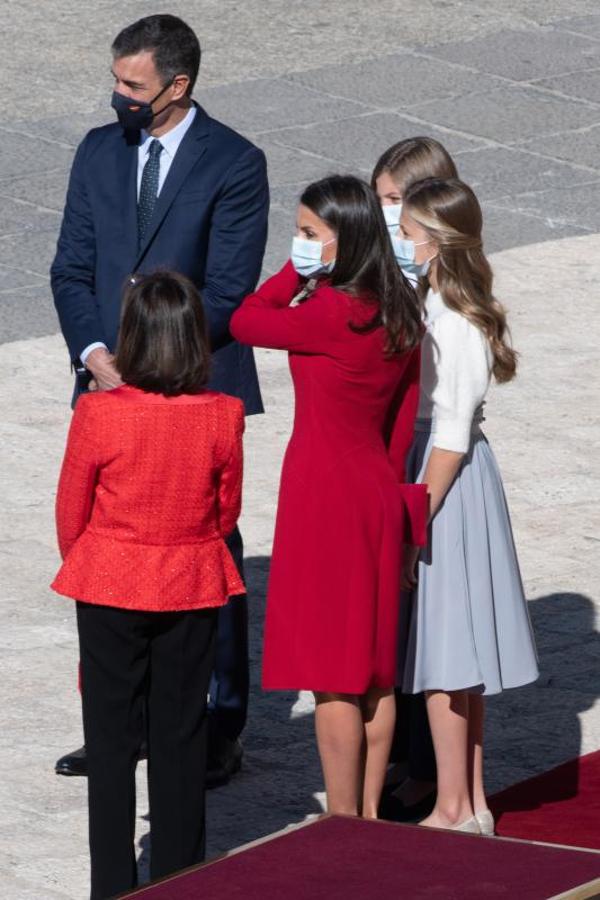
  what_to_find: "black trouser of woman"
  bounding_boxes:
[76,601,218,900]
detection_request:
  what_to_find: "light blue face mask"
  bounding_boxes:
[291,236,336,278]
[382,203,403,236]
[391,236,435,279]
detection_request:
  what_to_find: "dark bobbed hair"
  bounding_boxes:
[115,270,210,396]
[371,136,458,197]
[300,175,422,353]
[111,15,201,95]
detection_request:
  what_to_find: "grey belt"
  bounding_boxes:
[414,403,486,434]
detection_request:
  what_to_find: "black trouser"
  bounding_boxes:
[390,690,437,783]
[208,527,249,741]
[77,601,218,900]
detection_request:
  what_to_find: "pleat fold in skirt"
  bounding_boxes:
[397,420,539,696]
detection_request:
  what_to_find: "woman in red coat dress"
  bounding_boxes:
[231,175,427,819]
[52,272,244,900]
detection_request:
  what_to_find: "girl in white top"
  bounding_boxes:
[396,177,538,835]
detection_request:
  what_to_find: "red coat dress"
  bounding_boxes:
[231,262,427,693]
[51,387,245,611]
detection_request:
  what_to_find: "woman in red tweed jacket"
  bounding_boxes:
[51,271,244,900]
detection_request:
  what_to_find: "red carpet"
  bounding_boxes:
[490,749,600,850]
[126,815,600,899]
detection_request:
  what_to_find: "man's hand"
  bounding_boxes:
[84,348,123,391]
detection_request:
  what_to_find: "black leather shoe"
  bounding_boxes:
[55,741,148,777]
[206,736,243,789]
[55,745,88,777]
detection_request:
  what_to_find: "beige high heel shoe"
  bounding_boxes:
[475,809,495,836]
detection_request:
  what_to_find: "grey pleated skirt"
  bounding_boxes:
[397,419,539,696]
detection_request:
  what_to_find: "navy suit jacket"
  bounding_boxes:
[50,102,268,414]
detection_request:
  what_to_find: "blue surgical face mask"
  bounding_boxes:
[391,236,435,279]
[291,236,336,278]
[382,203,403,236]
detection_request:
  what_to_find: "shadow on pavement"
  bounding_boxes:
[487,591,598,804]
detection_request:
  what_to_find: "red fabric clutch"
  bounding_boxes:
[398,482,429,547]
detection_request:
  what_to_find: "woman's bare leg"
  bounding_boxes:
[468,693,487,813]
[420,690,474,828]
[314,692,364,816]
[361,687,396,818]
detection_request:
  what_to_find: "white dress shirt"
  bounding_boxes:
[417,289,493,454]
[136,104,196,197]
[80,105,197,365]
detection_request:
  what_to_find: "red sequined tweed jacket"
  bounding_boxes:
[51,385,245,611]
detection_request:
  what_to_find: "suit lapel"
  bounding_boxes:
[134,104,211,267]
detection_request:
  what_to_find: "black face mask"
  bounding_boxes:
[111,80,173,131]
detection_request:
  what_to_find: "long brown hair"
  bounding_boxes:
[403,177,517,383]
[371,136,458,196]
[300,175,421,354]
[116,270,211,395]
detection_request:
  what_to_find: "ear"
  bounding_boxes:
[171,74,191,101]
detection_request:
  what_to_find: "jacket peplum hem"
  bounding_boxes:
[51,529,245,612]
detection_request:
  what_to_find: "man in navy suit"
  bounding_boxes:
[52,13,268,788]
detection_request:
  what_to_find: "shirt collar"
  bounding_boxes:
[139,104,197,159]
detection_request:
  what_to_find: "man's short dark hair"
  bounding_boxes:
[115,270,211,396]
[112,14,201,94]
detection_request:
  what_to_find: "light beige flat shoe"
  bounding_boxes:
[452,815,482,834]
[475,809,495,836]
[419,814,482,833]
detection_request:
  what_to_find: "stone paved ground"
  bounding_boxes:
[1,2,599,897]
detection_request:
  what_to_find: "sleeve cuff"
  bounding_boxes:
[80,342,108,366]
[265,259,303,304]
[432,417,472,454]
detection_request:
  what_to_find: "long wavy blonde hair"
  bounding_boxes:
[403,177,517,383]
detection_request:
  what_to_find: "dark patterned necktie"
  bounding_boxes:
[138,139,163,247]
